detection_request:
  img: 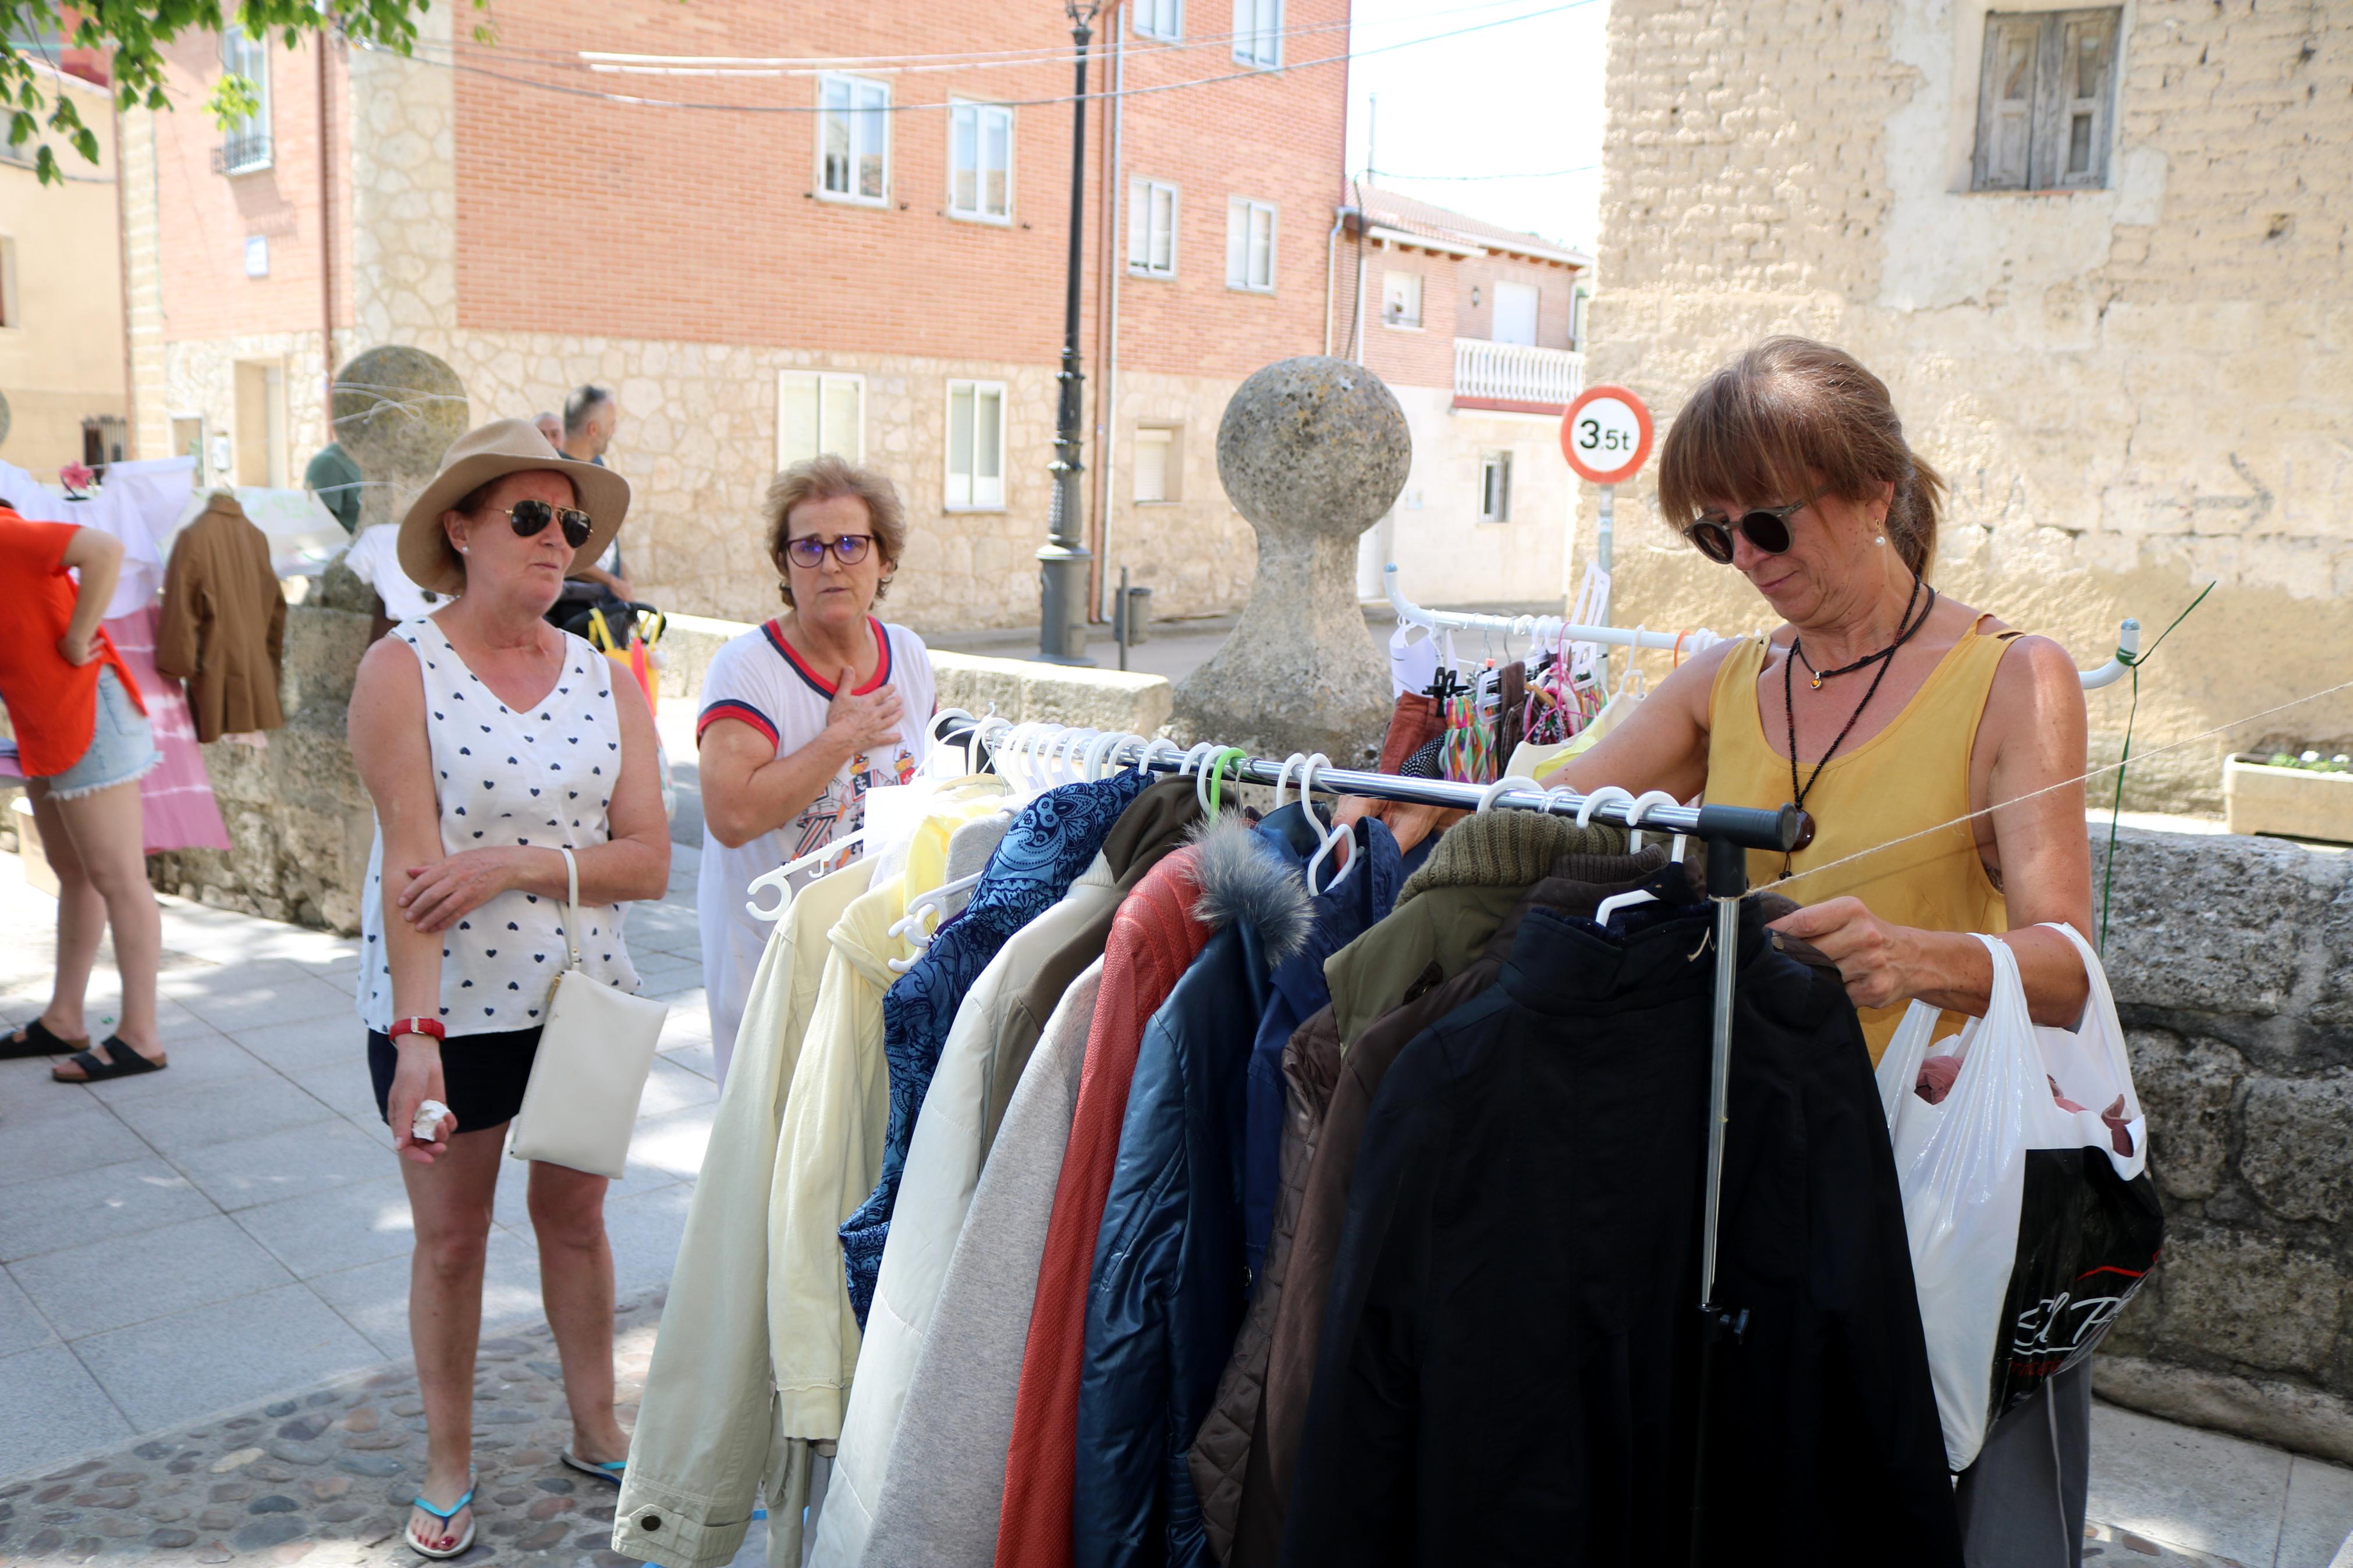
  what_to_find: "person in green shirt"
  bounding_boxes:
[306,440,364,534]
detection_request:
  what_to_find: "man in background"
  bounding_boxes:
[559,386,619,467]
[551,385,636,634]
[304,439,363,534]
[534,411,564,451]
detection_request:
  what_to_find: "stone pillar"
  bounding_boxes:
[348,0,457,354]
[1171,356,1410,759]
[330,344,470,538]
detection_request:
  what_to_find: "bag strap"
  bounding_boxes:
[558,847,584,971]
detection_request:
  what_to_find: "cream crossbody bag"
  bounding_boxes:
[507,847,669,1178]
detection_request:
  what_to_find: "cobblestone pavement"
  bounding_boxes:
[0,1292,672,1567]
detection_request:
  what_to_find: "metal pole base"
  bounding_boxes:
[1037,545,1096,666]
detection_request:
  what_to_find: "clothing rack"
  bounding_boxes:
[1385,561,2145,691]
[934,715,1802,1564]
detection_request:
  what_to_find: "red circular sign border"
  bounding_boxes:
[1559,385,1655,486]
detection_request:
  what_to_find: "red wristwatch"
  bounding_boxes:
[391,1016,446,1042]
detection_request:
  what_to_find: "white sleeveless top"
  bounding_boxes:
[359,617,643,1037]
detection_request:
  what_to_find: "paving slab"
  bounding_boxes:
[232,1174,420,1281]
[0,1343,134,1478]
[0,1157,217,1265]
[10,1214,296,1340]
[170,1117,395,1212]
[0,1267,58,1356]
[72,1284,383,1433]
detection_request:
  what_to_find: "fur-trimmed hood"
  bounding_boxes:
[1188,816,1314,964]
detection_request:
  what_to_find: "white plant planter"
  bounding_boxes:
[2223,755,2353,845]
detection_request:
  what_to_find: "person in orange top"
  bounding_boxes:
[1538,337,2096,1566]
[0,507,169,1080]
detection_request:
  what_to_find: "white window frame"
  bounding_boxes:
[776,371,867,469]
[1971,8,2120,192]
[1127,177,1180,278]
[1132,423,1181,504]
[1382,269,1422,329]
[1132,0,1182,42]
[1224,197,1277,293]
[1233,0,1283,69]
[1478,450,1513,524]
[947,100,1013,224]
[0,236,18,330]
[218,23,272,174]
[817,73,891,206]
[945,379,1007,511]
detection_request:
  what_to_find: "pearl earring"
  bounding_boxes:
[1873,535,1886,546]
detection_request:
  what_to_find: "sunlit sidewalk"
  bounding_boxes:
[0,844,718,1483]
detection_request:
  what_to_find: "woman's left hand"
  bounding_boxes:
[399,848,524,932]
[1767,896,1918,1011]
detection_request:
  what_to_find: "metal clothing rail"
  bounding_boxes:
[1385,561,2145,691]
[937,713,1790,1561]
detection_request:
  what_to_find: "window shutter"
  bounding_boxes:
[947,384,974,509]
[1972,14,2040,191]
[1128,178,1150,268]
[822,378,863,462]
[2053,10,2117,188]
[778,374,821,468]
[1153,185,1177,273]
[1225,199,1248,287]
[1251,205,1275,288]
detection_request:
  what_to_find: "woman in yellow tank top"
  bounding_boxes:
[1541,337,2095,1066]
[1542,336,2101,1562]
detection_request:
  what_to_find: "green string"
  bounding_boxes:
[1205,747,1249,816]
[2099,581,2216,952]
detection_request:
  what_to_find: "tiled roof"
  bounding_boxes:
[1354,184,1593,268]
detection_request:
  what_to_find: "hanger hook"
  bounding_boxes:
[1475,776,1528,813]
[1574,784,1636,830]
[1272,752,1308,812]
[1136,735,1183,775]
[1623,788,1680,852]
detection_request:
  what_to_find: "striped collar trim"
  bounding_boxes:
[762,616,892,699]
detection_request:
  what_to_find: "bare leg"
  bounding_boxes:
[399,1125,504,1551]
[41,780,163,1065]
[527,1160,630,1464]
[19,783,100,1043]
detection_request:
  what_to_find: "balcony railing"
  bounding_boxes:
[211,128,272,175]
[1453,338,1584,412]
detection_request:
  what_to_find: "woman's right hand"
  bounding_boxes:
[387,1035,457,1165]
[825,666,905,755]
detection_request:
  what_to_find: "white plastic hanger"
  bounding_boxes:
[746,827,868,922]
[1297,753,1357,896]
[1592,791,1686,926]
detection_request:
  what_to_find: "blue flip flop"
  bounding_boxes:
[562,1448,626,1484]
[406,1471,477,1560]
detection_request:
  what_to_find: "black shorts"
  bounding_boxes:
[368,1026,544,1136]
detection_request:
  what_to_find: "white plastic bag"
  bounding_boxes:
[1874,922,2162,1471]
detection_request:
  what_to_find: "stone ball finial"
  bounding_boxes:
[1215,356,1412,543]
[1173,356,1412,760]
[330,346,470,535]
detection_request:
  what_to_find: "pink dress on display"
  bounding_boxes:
[105,603,232,853]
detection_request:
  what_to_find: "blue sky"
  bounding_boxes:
[1340,0,1611,251]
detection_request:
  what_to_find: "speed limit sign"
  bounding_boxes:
[1559,385,1654,486]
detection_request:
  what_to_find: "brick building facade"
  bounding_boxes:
[1585,0,2351,812]
[123,0,1351,630]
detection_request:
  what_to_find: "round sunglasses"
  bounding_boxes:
[783,532,875,569]
[491,497,594,550]
[1684,495,1818,564]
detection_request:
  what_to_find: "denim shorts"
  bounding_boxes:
[41,667,159,800]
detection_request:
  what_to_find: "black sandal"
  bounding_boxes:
[2,1019,89,1060]
[53,1038,166,1082]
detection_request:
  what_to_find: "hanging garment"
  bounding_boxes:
[995,840,1216,1568]
[154,492,287,744]
[979,779,1202,1156]
[841,766,1155,1327]
[1241,809,1403,1279]
[860,958,1106,1568]
[104,604,230,853]
[1350,693,1450,854]
[1213,843,1667,1566]
[1703,623,2017,1064]
[1281,894,1961,1567]
[1071,823,1318,1568]
[69,458,198,618]
[615,858,873,1568]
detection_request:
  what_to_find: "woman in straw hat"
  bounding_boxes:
[346,419,671,1558]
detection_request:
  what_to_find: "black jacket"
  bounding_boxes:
[1282,890,1962,1568]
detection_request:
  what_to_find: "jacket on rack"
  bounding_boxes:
[842,767,1154,1327]
[981,779,1202,1155]
[814,777,1201,1567]
[1241,810,1403,1280]
[1071,823,1318,1568]
[613,859,874,1568]
[1211,843,1665,1565]
[859,958,1106,1568]
[1281,893,1962,1567]
[995,837,1217,1568]
[155,492,287,742]
[1195,827,1637,1560]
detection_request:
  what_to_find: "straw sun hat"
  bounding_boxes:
[398,418,631,596]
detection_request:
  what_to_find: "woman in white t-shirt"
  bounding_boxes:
[697,456,935,1080]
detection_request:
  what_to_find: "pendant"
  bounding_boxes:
[1809,671,1823,691]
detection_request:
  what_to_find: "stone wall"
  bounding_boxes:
[1588,0,2353,814]
[2097,825,2353,1460]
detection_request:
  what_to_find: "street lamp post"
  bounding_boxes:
[1037,0,1101,665]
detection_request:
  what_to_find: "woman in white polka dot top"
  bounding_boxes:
[346,419,670,1559]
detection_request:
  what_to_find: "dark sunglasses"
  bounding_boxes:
[784,532,874,568]
[1684,496,1816,564]
[493,498,594,550]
